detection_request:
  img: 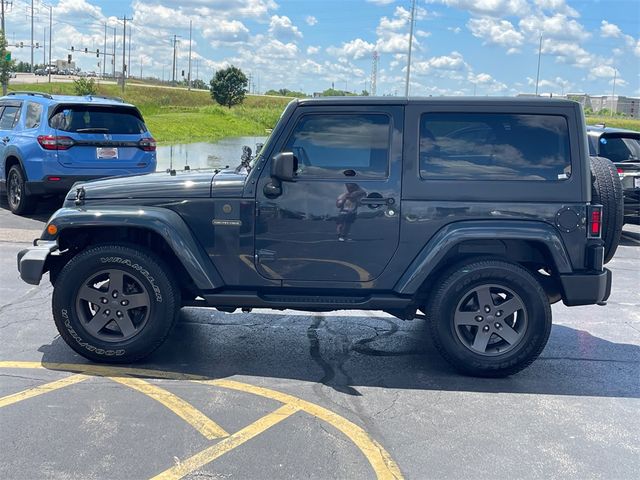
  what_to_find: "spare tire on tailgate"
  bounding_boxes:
[590,156,623,263]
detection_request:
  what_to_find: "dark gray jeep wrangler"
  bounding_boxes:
[17,98,623,377]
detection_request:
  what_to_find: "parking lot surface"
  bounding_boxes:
[1,199,639,479]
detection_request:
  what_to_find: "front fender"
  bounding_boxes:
[41,206,224,290]
[394,220,573,295]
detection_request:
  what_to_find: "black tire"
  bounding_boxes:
[428,258,552,377]
[52,244,181,363]
[590,156,623,263]
[7,165,37,215]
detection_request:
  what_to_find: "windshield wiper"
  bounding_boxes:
[76,127,110,133]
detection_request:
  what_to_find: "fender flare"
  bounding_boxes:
[394,220,573,295]
[43,206,224,290]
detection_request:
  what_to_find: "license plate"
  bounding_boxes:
[635,177,640,189]
[97,147,118,159]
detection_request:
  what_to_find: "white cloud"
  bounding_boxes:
[203,20,250,44]
[367,0,396,5]
[467,17,524,50]
[327,38,376,60]
[600,20,622,38]
[306,46,320,55]
[427,0,530,17]
[305,16,318,26]
[519,14,590,42]
[448,26,462,34]
[589,65,617,79]
[268,15,303,42]
[532,0,579,17]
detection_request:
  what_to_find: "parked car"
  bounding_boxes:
[587,125,640,224]
[17,97,622,377]
[0,91,157,214]
[34,69,46,76]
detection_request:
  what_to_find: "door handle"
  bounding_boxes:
[359,196,395,206]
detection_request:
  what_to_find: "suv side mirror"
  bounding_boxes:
[271,152,297,181]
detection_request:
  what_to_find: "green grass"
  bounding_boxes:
[585,116,640,132]
[9,82,291,144]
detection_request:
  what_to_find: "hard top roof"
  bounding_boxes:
[296,96,579,107]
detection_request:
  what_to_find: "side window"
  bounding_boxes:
[0,105,21,130]
[283,113,391,178]
[25,102,44,129]
[419,113,571,181]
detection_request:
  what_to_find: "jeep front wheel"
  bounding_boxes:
[52,244,180,363]
[428,259,552,377]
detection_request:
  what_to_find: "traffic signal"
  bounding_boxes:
[84,47,88,53]
[35,42,39,48]
[96,49,100,57]
[19,41,23,48]
[68,54,72,63]
[71,46,74,51]
[181,69,185,77]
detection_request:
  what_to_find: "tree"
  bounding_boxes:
[0,30,16,96]
[73,78,98,96]
[191,79,208,90]
[210,66,248,108]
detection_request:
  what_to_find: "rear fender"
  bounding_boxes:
[42,206,224,290]
[394,220,573,295]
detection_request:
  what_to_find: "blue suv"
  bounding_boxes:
[0,92,157,214]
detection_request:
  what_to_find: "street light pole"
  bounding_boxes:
[187,20,192,90]
[610,68,617,118]
[535,34,542,96]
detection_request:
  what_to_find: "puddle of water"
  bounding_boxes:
[156,136,267,171]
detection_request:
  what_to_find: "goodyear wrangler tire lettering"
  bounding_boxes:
[53,244,180,364]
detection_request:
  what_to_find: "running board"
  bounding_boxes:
[189,291,412,310]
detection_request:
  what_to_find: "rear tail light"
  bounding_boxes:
[588,205,603,239]
[37,135,75,150]
[138,137,156,152]
[617,167,624,178]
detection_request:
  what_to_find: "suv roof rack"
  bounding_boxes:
[86,94,124,103]
[7,91,53,99]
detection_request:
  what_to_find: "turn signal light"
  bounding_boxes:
[37,135,75,150]
[138,137,157,152]
[47,224,58,236]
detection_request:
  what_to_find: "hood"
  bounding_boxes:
[66,168,248,201]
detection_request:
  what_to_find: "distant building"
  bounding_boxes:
[590,95,639,118]
[55,59,76,70]
[565,93,592,110]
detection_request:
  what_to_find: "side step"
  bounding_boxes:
[192,291,412,310]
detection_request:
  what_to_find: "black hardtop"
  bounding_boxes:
[296,96,579,108]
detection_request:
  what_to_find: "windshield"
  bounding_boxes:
[599,134,640,162]
[50,106,147,135]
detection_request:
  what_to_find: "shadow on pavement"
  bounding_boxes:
[38,310,640,400]
[0,193,61,223]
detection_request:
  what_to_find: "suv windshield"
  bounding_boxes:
[49,106,147,135]
[599,134,640,162]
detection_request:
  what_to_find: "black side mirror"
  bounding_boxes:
[271,152,297,181]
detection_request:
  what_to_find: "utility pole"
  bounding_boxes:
[139,56,142,79]
[404,0,416,97]
[127,23,131,79]
[30,0,34,72]
[535,34,542,96]
[187,20,192,90]
[42,26,45,64]
[112,26,116,77]
[48,3,51,83]
[121,16,131,93]
[610,68,617,117]
[1,0,6,95]
[171,34,180,85]
[102,23,106,78]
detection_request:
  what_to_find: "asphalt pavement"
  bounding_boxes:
[1,196,639,479]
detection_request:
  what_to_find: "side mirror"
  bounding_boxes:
[271,152,297,181]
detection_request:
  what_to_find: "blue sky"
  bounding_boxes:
[5,0,639,96]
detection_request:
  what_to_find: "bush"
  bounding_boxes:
[210,66,247,108]
[73,78,97,96]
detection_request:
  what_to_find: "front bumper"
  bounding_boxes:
[17,241,58,285]
[560,268,612,306]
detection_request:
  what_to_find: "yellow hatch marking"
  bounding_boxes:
[110,376,229,440]
[0,373,88,408]
[151,404,299,480]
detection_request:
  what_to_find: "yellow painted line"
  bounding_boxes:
[150,403,299,480]
[109,376,228,440]
[204,379,403,480]
[0,362,403,479]
[0,373,88,408]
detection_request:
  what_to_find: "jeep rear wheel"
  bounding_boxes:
[52,244,181,363]
[428,259,551,377]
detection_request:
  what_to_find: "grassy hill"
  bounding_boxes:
[8,82,291,144]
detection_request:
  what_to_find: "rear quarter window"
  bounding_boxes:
[25,102,44,129]
[49,106,147,134]
[419,113,572,181]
